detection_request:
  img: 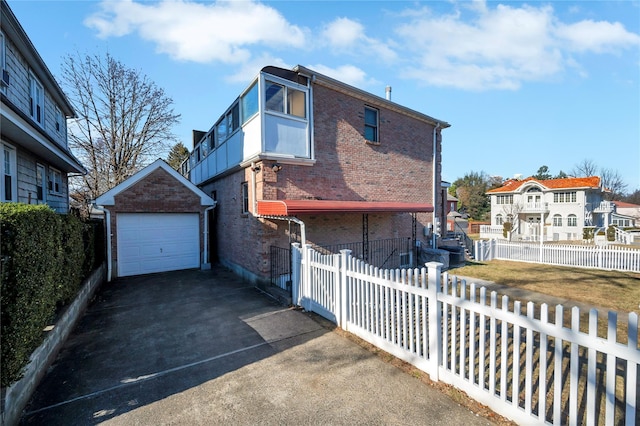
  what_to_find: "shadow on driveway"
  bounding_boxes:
[21,267,494,425]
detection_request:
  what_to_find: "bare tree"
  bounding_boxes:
[570,159,598,177]
[500,202,523,241]
[62,52,180,205]
[599,168,628,200]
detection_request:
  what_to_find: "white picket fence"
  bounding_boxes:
[475,239,640,273]
[291,243,640,426]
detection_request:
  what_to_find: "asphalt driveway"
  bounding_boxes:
[20,267,494,425]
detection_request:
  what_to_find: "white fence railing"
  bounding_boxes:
[292,243,639,426]
[475,239,640,273]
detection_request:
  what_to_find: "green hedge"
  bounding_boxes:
[0,203,100,387]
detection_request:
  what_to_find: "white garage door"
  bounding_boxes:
[117,213,200,277]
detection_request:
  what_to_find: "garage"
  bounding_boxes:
[117,213,200,277]
[94,159,215,280]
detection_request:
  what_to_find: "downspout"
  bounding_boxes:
[432,123,441,249]
[251,162,259,215]
[92,205,112,282]
[202,204,216,270]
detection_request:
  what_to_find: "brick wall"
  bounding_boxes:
[201,82,443,283]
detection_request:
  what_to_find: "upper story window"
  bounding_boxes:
[0,31,6,93]
[554,191,577,203]
[2,143,17,202]
[241,83,258,123]
[55,106,63,133]
[29,72,44,126]
[553,214,562,227]
[496,195,513,204]
[265,80,306,118]
[364,106,379,142]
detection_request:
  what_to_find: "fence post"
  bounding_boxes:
[474,240,481,261]
[303,244,313,311]
[291,243,302,306]
[339,249,352,331]
[426,261,443,381]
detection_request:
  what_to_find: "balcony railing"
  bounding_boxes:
[593,201,615,213]
[521,202,549,213]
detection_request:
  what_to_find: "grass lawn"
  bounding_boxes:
[450,260,640,314]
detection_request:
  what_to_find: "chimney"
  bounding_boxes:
[385,86,392,101]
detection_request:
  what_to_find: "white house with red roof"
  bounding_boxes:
[480,176,633,242]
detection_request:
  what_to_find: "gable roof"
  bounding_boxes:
[487,176,602,194]
[95,159,215,206]
[613,201,640,209]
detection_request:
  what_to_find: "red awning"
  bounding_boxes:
[257,200,434,216]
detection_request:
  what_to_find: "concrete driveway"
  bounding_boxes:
[20,267,495,425]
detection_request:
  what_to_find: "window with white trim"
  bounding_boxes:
[241,182,249,214]
[36,163,46,202]
[495,214,503,225]
[567,214,577,227]
[55,106,63,133]
[496,195,513,204]
[265,80,306,119]
[553,214,562,227]
[2,144,17,202]
[29,72,44,126]
[0,31,6,92]
[48,168,62,194]
[364,106,378,142]
[554,191,577,203]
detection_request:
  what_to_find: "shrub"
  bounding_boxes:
[1,204,60,386]
[606,225,616,242]
[0,204,93,386]
[502,222,512,239]
[583,227,595,241]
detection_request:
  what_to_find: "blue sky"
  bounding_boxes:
[9,0,640,192]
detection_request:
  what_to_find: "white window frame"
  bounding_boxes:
[0,31,6,93]
[495,214,503,225]
[29,72,45,126]
[36,163,46,203]
[48,167,62,195]
[553,214,562,227]
[2,143,17,202]
[55,105,63,133]
[567,214,577,227]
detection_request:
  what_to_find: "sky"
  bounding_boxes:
[8,0,640,192]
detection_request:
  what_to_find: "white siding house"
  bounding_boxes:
[481,176,619,242]
[1,0,85,213]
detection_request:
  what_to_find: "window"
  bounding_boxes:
[364,106,378,142]
[48,168,62,194]
[567,214,577,227]
[241,182,249,214]
[554,191,576,203]
[29,73,44,125]
[217,118,227,141]
[496,195,513,204]
[265,81,285,113]
[241,82,259,123]
[0,31,6,92]
[495,214,503,225]
[36,163,46,202]
[226,103,240,135]
[265,80,306,119]
[2,144,17,202]
[287,88,306,118]
[553,214,562,227]
[55,106,63,133]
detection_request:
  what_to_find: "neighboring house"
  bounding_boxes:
[612,201,639,227]
[94,159,215,280]
[0,0,85,213]
[185,65,450,284]
[483,176,617,241]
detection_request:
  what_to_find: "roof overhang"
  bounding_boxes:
[257,200,433,216]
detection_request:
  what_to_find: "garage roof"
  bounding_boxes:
[95,159,215,206]
[257,200,433,216]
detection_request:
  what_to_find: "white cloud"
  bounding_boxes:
[225,54,291,84]
[307,64,379,89]
[85,0,307,64]
[395,2,640,91]
[321,17,397,62]
[555,20,640,53]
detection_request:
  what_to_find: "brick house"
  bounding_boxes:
[1,0,85,213]
[186,65,450,284]
[95,159,215,280]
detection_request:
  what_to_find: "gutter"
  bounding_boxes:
[92,204,112,282]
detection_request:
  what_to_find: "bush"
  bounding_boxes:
[583,227,595,241]
[502,222,512,239]
[606,225,616,242]
[0,204,96,387]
